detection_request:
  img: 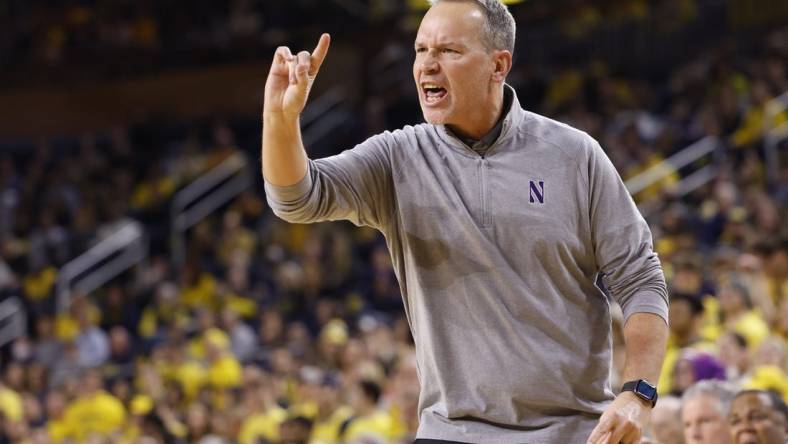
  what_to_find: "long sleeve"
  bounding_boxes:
[264,132,395,231]
[587,141,669,324]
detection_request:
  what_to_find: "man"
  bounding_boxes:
[649,396,684,444]
[342,380,399,443]
[278,416,313,444]
[729,390,788,444]
[262,0,669,442]
[681,380,736,444]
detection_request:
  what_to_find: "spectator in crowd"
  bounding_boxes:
[728,390,788,444]
[718,280,770,351]
[279,416,313,444]
[681,380,736,444]
[673,351,727,396]
[661,291,713,392]
[649,395,685,444]
[719,332,752,385]
[342,379,400,443]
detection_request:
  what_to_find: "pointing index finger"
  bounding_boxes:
[309,33,331,76]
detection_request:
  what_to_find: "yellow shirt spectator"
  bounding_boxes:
[23,266,57,301]
[0,385,23,422]
[342,410,400,443]
[208,355,242,389]
[732,311,770,350]
[47,419,71,443]
[744,365,788,400]
[309,406,354,444]
[173,360,207,401]
[181,273,217,309]
[188,327,230,360]
[239,407,289,444]
[62,390,126,441]
[658,335,716,394]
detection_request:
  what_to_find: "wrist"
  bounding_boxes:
[263,110,300,123]
[621,379,658,408]
[618,390,654,410]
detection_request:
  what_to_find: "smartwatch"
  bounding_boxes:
[621,379,658,407]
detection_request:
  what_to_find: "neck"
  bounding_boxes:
[357,402,376,416]
[448,84,505,140]
[727,306,746,318]
[674,330,698,347]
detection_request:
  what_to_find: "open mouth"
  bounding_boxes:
[736,433,758,444]
[422,84,448,104]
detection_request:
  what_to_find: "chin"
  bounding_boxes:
[421,108,451,125]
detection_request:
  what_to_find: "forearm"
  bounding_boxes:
[621,312,668,385]
[588,312,669,442]
[262,112,309,187]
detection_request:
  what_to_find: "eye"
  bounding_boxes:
[442,48,458,53]
[415,47,427,53]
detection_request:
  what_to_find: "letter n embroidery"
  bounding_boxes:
[529,180,545,204]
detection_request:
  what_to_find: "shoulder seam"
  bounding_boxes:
[518,126,591,190]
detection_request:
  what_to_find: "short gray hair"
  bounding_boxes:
[682,380,738,415]
[429,0,516,53]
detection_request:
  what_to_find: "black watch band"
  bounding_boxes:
[621,379,658,407]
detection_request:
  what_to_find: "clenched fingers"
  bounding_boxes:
[273,46,293,72]
[587,414,642,444]
[268,46,294,81]
[607,417,641,444]
[587,415,614,444]
[296,51,311,81]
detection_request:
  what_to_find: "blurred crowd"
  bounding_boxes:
[0,0,764,86]
[1,0,788,443]
[0,0,358,64]
[0,0,702,64]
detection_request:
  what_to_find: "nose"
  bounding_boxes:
[419,52,439,74]
[690,423,702,439]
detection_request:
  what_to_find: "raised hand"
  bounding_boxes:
[264,33,331,119]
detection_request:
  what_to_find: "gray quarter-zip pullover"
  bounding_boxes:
[264,86,668,443]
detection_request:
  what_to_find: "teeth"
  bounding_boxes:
[423,84,441,89]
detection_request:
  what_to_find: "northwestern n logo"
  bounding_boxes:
[529,180,545,204]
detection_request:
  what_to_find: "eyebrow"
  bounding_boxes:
[414,41,468,49]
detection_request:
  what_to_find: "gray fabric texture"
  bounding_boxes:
[264,85,668,443]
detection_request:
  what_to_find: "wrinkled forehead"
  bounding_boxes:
[685,394,724,413]
[415,2,486,46]
[731,393,773,414]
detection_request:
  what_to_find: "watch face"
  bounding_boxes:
[636,380,657,400]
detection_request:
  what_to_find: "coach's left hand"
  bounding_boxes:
[586,392,651,444]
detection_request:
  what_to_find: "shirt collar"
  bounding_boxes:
[436,84,525,157]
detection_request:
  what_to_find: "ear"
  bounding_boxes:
[491,50,513,83]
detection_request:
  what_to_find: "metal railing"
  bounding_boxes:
[625,135,723,197]
[301,87,349,146]
[55,220,147,313]
[0,296,25,349]
[301,87,344,128]
[170,152,253,265]
[624,88,787,215]
[171,87,349,265]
